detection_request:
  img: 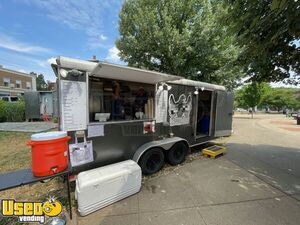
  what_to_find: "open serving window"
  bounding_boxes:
[87,61,180,124]
[54,56,181,131]
[89,76,155,123]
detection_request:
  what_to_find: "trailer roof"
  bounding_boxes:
[168,79,226,91]
[54,56,226,90]
[55,56,181,84]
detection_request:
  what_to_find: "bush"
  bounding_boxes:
[0,100,25,122]
[52,116,59,123]
[0,100,7,122]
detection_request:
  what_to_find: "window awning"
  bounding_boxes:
[169,79,226,91]
[56,56,181,84]
[91,62,181,84]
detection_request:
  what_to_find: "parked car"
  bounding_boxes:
[235,108,247,112]
[0,96,21,102]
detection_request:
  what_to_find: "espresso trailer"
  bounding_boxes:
[50,57,233,175]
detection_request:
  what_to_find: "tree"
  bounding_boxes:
[116,0,245,90]
[33,72,48,91]
[236,82,269,118]
[225,0,300,85]
[262,88,300,111]
[234,88,247,109]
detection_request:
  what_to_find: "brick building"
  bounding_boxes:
[0,66,36,96]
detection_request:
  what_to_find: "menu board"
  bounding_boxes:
[60,80,87,131]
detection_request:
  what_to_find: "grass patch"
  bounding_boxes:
[0,132,31,173]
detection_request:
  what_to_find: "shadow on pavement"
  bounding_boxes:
[226,143,300,197]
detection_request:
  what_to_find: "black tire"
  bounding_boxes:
[166,142,188,166]
[139,148,164,175]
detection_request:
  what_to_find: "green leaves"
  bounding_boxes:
[235,83,300,111]
[271,0,288,11]
[0,100,25,122]
[243,82,269,108]
[116,0,245,90]
[116,0,299,88]
[33,72,48,91]
[226,0,300,85]
[262,88,300,110]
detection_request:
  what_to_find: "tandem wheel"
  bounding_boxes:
[138,147,164,175]
[166,142,188,166]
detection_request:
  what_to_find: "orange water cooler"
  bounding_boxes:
[27,131,71,177]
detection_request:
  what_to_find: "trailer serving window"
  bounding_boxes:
[89,76,155,123]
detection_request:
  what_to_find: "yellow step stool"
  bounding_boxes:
[202,145,227,159]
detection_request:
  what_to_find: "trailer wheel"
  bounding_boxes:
[166,142,188,166]
[139,148,164,175]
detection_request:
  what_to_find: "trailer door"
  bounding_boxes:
[214,91,233,137]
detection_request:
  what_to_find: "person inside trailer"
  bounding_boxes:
[111,81,125,120]
[134,87,148,119]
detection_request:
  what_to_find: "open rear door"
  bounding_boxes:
[214,91,233,137]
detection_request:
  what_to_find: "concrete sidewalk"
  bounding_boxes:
[69,114,300,225]
[0,122,57,132]
[74,157,300,225]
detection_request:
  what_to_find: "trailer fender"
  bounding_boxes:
[132,137,189,163]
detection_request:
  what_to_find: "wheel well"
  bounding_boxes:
[169,141,190,153]
[132,138,190,163]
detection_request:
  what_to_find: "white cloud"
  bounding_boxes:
[105,46,121,63]
[33,59,49,68]
[25,0,121,49]
[17,69,28,73]
[0,33,52,54]
[47,57,56,65]
[100,34,107,41]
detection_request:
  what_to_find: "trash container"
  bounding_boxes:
[27,131,71,177]
[297,111,300,125]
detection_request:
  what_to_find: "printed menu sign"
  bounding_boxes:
[61,80,87,131]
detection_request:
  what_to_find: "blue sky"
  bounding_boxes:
[0,0,124,81]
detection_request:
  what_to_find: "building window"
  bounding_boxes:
[26,81,31,90]
[3,78,10,87]
[0,92,9,97]
[16,80,22,88]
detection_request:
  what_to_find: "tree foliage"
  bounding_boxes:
[32,72,48,91]
[234,82,269,115]
[116,0,244,90]
[262,88,300,111]
[235,84,300,112]
[225,0,300,85]
[242,82,269,110]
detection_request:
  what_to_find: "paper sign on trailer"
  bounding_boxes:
[60,80,87,131]
[69,141,94,167]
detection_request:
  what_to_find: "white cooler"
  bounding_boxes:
[75,160,142,216]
